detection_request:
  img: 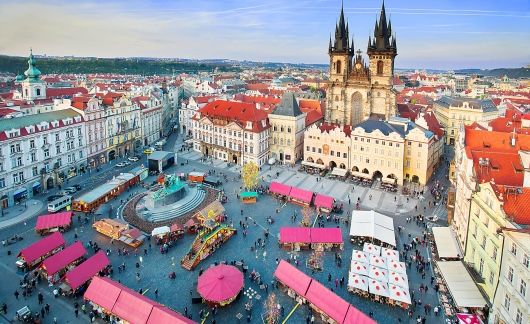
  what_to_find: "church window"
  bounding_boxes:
[377,60,384,75]
[336,60,342,74]
[318,148,322,153]
[36,88,41,96]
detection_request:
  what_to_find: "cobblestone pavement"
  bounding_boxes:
[0,134,452,324]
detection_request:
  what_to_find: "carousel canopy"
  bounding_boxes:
[350,261,369,276]
[151,226,171,237]
[197,265,244,303]
[350,211,396,247]
[388,284,411,304]
[347,273,369,291]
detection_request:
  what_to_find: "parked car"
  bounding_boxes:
[143,149,153,155]
[128,156,139,162]
[116,162,126,167]
[64,187,77,194]
[123,161,131,166]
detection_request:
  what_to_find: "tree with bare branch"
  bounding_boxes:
[263,292,280,324]
[300,205,312,227]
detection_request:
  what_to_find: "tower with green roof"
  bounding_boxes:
[21,49,46,100]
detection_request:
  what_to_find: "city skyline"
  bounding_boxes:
[0,0,529,69]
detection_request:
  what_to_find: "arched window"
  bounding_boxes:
[377,60,384,75]
[36,88,41,96]
[336,60,342,74]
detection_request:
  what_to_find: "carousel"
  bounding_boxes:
[197,264,244,306]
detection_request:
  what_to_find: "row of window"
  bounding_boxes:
[272,125,292,133]
[503,295,525,324]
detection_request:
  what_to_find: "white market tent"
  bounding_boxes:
[432,227,462,259]
[388,260,407,275]
[347,273,369,292]
[368,279,389,298]
[151,226,170,237]
[388,271,409,289]
[350,261,369,276]
[368,266,388,282]
[369,254,388,269]
[436,261,487,308]
[381,247,400,261]
[351,249,369,263]
[351,211,396,247]
[388,284,411,304]
[331,168,348,177]
[363,243,381,255]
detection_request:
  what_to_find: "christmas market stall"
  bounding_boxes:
[240,191,258,204]
[273,260,311,302]
[40,241,86,283]
[84,276,195,324]
[313,193,334,214]
[347,272,369,296]
[268,182,292,199]
[309,227,344,251]
[351,249,369,263]
[197,264,244,306]
[349,210,396,247]
[288,187,314,206]
[17,232,66,270]
[35,212,73,235]
[60,250,110,295]
[350,261,369,276]
[92,218,144,247]
[278,227,311,251]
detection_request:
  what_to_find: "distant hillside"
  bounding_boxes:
[455,67,530,79]
[0,55,241,75]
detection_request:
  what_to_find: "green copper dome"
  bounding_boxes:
[23,50,42,80]
[15,74,24,82]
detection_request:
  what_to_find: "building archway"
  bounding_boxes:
[373,170,383,180]
[329,161,337,169]
[306,157,314,163]
[232,154,238,164]
[108,150,116,161]
[352,166,359,172]
[46,177,54,189]
[339,163,346,169]
[316,158,324,165]
[411,175,420,183]
[362,168,369,174]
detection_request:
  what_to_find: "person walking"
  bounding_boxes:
[74,309,79,318]
[38,292,44,304]
[14,290,19,300]
[45,303,50,314]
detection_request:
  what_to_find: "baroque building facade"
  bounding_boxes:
[326,2,397,126]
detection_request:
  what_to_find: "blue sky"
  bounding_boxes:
[0,0,529,69]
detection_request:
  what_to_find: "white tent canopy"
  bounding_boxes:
[437,261,487,308]
[331,167,348,177]
[363,243,381,255]
[388,284,412,304]
[388,271,409,289]
[369,254,388,269]
[302,160,326,169]
[348,273,369,292]
[151,226,170,237]
[350,261,369,276]
[381,247,400,261]
[388,260,407,275]
[368,279,389,298]
[432,227,462,259]
[369,266,388,282]
[351,249,369,263]
[351,211,396,247]
[351,171,372,179]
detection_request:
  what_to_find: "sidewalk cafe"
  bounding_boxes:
[330,167,348,180]
[40,241,86,283]
[274,260,375,324]
[431,226,462,260]
[17,232,66,270]
[84,276,195,324]
[61,250,110,295]
[351,171,373,186]
[35,212,73,235]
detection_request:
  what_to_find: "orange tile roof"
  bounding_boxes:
[495,185,530,225]
[195,100,270,133]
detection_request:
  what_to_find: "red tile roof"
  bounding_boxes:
[498,186,530,225]
[195,100,270,133]
[46,87,88,99]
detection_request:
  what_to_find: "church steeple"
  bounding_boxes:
[21,49,46,100]
[368,1,396,53]
[24,49,42,81]
[331,1,353,54]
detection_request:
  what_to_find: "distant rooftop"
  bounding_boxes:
[0,108,81,132]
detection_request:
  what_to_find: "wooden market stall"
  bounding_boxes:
[288,187,314,206]
[35,212,73,235]
[313,194,334,214]
[17,232,66,270]
[40,241,86,283]
[240,191,258,204]
[268,182,292,198]
[279,227,343,251]
[73,173,139,212]
[92,218,144,247]
[61,250,110,295]
[310,227,344,251]
[279,227,312,251]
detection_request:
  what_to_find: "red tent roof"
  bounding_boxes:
[289,187,313,203]
[269,182,292,196]
[41,241,86,276]
[35,212,73,231]
[64,251,109,290]
[343,304,375,324]
[18,232,65,264]
[310,228,343,244]
[279,227,312,244]
[314,194,333,209]
[305,280,350,323]
[147,306,195,324]
[84,276,122,311]
[273,260,312,296]
[197,265,244,303]
[112,285,155,324]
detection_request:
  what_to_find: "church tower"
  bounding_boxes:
[21,49,46,101]
[367,1,397,119]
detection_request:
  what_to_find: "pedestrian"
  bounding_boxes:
[74,309,79,318]
[45,303,50,314]
[154,288,159,298]
[41,307,45,318]
[1,303,6,314]
[184,306,188,316]
[53,317,57,323]
[14,290,19,300]
[434,306,439,316]
[334,278,339,288]
[38,292,44,304]
[328,273,332,282]
[82,303,86,314]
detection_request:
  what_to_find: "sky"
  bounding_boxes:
[0,0,529,69]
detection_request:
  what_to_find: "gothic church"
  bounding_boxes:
[325,2,397,126]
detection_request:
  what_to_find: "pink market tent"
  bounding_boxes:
[64,250,109,290]
[368,279,389,298]
[269,182,292,196]
[18,232,65,264]
[41,241,86,277]
[314,194,333,210]
[274,260,312,297]
[289,187,313,204]
[310,228,343,244]
[388,260,407,275]
[388,284,411,305]
[350,261,369,276]
[305,279,351,324]
[351,250,369,263]
[35,212,73,231]
[347,273,369,291]
[369,266,388,282]
[343,305,376,324]
[388,272,409,289]
[84,276,195,324]
[279,228,311,244]
[197,265,244,303]
[456,313,482,324]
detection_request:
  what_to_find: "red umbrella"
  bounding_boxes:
[197,265,244,304]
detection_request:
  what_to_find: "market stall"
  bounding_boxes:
[40,242,86,283]
[368,266,388,282]
[310,227,344,251]
[388,272,409,289]
[62,251,110,294]
[240,191,258,204]
[93,218,144,247]
[350,261,369,276]
[351,250,369,263]
[288,187,314,206]
[363,243,382,256]
[268,182,292,198]
[274,260,312,300]
[314,194,334,214]
[350,211,396,247]
[197,265,244,306]
[369,254,388,269]
[381,247,400,261]
[388,284,412,307]
[347,273,369,293]
[279,227,311,251]
[436,261,487,309]
[35,212,73,235]
[388,260,407,275]
[432,226,462,260]
[17,232,65,270]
